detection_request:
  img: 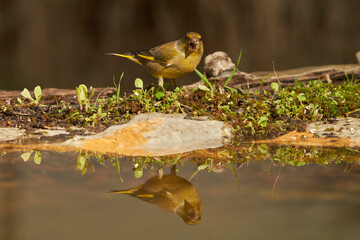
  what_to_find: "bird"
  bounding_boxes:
[107,32,204,87]
[108,165,202,225]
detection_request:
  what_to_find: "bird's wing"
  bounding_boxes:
[149,41,180,66]
[132,49,168,64]
[137,190,169,199]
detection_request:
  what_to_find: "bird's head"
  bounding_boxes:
[184,32,203,53]
[179,199,202,225]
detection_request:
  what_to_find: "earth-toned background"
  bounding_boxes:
[1,0,360,92]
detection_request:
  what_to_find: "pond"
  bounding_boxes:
[1,147,360,240]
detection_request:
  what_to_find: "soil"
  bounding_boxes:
[0,88,117,134]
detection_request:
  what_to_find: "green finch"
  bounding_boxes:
[108,165,202,225]
[107,32,204,87]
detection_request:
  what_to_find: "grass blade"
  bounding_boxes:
[224,49,242,89]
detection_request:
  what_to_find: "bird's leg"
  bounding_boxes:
[171,165,177,175]
[157,167,164,179]
[157,76,170,95]
[157,161,171,179]
[158,76,164,88]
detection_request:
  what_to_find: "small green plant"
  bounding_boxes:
[21,151,42,165]
[224,50,242,93]
[113,72,124,101]
[194,50,242,95]
[271,82,280,93]
[189,159,213,181]
[194,68,215,96]
[18,86,42,104]
[134,162,144,178]
[76,151,94,175]
[111,156,124,182]
[225,163,241,191]
[134,78,143,90]
[76,84,95,111]
[257,115,269,128]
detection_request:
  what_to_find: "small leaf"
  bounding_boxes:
[134,78,143,89]
[21,152,33,162]
[79,84,88,93]
[134,168,143,178]
[197,164,208,171]
[75,86,80,98]
[78,156,86,169]
[225,86,237,93]
[76,84,87,103]
[297,95,306,102]
[194,69,213,90]
[34,86,42,101]
[297,161,306,166]
[21,88,33,100]
[78,89,86,101]
[34,151,42,165]
[257,144,269,155]
[258,116,268,124]
[271,82,280,93]
[88,87,95,100]
[155,91,165,100]
[198,84,210,92]
[75,156,88,175]
[76,85,87,102]
[221,105,230,111]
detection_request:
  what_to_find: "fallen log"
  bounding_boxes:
[185,51,360,91]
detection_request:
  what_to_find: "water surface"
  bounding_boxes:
[1,150,359,240]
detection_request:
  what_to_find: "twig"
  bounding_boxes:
[272,165,282,197]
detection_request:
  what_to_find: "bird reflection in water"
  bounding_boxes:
[108,165,202,225]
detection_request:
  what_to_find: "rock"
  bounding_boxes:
[0,128,26,142]
[204,51,236,78]
[61,113,232,156]
[306,117,360,145]
[254,117,360,148]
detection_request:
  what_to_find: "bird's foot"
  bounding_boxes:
[157,168,164,179]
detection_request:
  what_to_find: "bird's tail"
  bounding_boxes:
[105,52,141,65]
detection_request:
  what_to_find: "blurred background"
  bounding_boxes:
[1,0,360,93]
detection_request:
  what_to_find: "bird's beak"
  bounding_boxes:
[188,38,200,51]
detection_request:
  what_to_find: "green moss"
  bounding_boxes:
[1,75,359,138]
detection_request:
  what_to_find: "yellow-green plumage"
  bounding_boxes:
[107,32,204,87]
[108,165,202,225]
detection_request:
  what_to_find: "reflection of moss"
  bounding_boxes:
[67,145,360,181]
[186,144,360,168]
[20,151,42,165]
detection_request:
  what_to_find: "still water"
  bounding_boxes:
[1,150,360,240]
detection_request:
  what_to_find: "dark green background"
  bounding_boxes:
[1,0,360,92]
